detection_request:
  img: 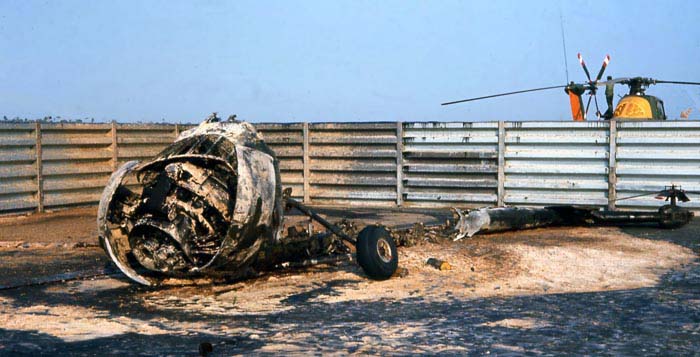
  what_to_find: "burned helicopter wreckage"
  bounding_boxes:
[453,186,694,240]
[98,115,398,286]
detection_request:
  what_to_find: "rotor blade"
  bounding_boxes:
[614,191,662,202]
[578,53,592,81]
[595,77,630,86]
[654,80,700,86]
[585,94,593,118]
[595,54,611,82]
[593,94,600,118]
[441,85,566,106]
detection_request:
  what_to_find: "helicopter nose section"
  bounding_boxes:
[97,118,283,286]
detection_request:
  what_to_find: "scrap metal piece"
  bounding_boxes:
[426,258,452,271]
[454,202,693,240]
[454,207,563,240]
[98,117,283,286]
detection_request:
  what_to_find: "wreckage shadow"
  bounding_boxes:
[621,217,700,252]
[280,279,359,305]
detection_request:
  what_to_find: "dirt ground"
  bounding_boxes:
[0,207,699,355]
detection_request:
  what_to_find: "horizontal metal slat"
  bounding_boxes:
[0,147,35,162]
[404,136,497,144]
[264,137,303,144]
[116,124,177,131]
[254,123,304,130]
[616,120,700,129]
[505,194,608,206]
[404,163,497,173]
[42,161,113,176]
[310,136,397,144]
[42,136,112,146]
[311,188,396,200]
[404,177,497,188]
[42,147,112,161]
[310,161,396,172]
[404,122,498,129]
[43,190,102,207]
[43,175,111,191]
[0,123,35,130]
[617,137,700,144]
[0,138,36,147]
[0,165,36,179]
[117,137,174,145]
[0,179,37,195]
[404,192,496,203]
[309,148,396,158]
[506,122,609,129]
[41,123,111,131]
[505,147,608,159]
[505,178,608,190]
[310,122,396,130]
[616,147,700,160]
[403,150,497,159]
[505,160,607,175]
[0,195,37,211]
[310,175,396,186]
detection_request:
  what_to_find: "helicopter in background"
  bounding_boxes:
[442,53,700,120]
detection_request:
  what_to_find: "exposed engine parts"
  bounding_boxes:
[98,115,398,286]
[98,115,283,285]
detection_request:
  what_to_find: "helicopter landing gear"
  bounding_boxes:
[356,225,398,280]
[284,198,399,280]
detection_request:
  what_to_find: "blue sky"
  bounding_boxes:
[2,0,699,122]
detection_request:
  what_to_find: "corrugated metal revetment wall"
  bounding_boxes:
[402,122,499,208]
[0,123,182,212]
[1,120,699,213]
[504,122,610,207]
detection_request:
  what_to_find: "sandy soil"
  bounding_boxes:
[0,207,98,245]
[0,208,698,355]
[135,225,694,315]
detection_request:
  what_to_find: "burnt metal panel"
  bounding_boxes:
[116,124,178,162]
[0,124,38,212]
[40,123,114,209]
[307,122,398,207]
[256,123,304,200]
[402,122,499,208]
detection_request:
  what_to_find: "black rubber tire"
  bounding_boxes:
[356,225,398,280]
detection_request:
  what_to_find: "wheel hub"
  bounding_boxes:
[376,238,393,263]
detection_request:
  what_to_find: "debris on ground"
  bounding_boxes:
[390,220,458,247]
[453,194,694,240]
[426,258,452,271]
[392,267,409,278]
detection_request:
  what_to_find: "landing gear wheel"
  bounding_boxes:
[356,225,398,280]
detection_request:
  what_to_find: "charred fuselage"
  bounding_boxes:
[98,118,283,285]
